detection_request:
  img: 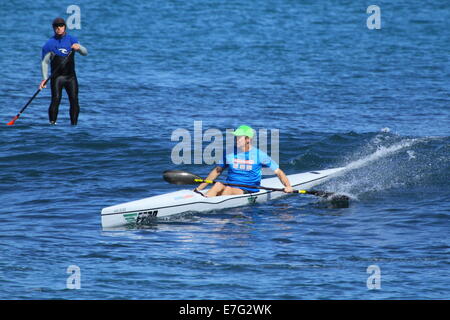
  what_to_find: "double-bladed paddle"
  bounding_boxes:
[163,170,349,202]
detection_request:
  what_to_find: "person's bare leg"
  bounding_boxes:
[206,182,226,197]
[221,186,244,196]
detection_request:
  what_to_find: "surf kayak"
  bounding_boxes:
[101,167,345,228]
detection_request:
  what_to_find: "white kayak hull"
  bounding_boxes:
[101,167,345,228]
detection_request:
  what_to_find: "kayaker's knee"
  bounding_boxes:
[214,182,224,189]
[222,186,244,196]
[206,182,225,197]
[222,186,232,195]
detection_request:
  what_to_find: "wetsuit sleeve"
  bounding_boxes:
[70,35,88,56]
[77,44,88,56]
[41,52,53,80]
[41,41,50,59]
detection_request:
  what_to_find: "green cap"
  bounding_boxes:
[232,125,254,138]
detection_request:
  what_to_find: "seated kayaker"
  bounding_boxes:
[195,125,294,197]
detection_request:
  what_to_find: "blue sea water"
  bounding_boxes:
[0,0,449,299]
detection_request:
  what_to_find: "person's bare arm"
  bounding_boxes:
[274,168,293,193]
[196,166,224,191]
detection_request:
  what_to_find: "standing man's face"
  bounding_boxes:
[53,24,66,36]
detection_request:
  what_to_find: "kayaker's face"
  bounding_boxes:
[236,136,251,150]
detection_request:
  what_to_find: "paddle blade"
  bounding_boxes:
[304,189,350,202]
[6,115,19,126]
[163,170,203,185]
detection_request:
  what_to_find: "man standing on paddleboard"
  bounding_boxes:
[195,125,294,197]
[40,17,88,125]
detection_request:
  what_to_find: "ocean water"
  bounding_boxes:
[0,0,449,299]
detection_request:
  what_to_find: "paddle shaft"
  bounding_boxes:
[195,178,317,195]
[7,50,74,125]
[15,87,43,117]
[162,170,349,200]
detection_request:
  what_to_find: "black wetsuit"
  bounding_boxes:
[49,53,79,125]
[42,33,87,125]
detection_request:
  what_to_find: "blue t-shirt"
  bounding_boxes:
[218,147,279,192]
[42,34,78,58]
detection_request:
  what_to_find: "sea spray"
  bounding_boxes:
[319,132,449,199]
